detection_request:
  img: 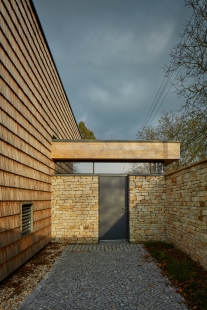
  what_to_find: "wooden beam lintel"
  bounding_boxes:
[51,141,180,166]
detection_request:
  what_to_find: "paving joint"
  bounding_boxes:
[18,241,188,310]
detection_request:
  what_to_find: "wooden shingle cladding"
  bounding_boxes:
[0,0,81,281]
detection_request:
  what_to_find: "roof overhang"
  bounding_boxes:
[51,140,180,166]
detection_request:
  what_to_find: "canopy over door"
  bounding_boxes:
[51,140,180,166]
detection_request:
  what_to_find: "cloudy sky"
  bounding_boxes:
[33,0,192,140]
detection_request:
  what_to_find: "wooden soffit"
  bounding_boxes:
[51,140,180,166]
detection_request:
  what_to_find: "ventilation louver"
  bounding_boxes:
[21,204,33,237]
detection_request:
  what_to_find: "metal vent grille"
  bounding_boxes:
[22,204,33,237]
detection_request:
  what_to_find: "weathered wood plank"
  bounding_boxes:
[33,209,51,222]
[0,201,20,217]
[0,214,20,233]
[33,217,51,233]
[1,47,69,140]
[0,227,51,265]
[0,156,51,183]
[51,141,180,165]
[0,202,51,248]
[1,94,50,149]
[0,125,52,167]
[0,171,51,192]
[1,76,52,141]
[1,109,51,158]
[0,201,51,217]
[2,1,80,139]
[22,0,80,139]
[32,201,51,212]
[0,227,22,249]
[0,141,52,176]
[0,233,51,282]
[0,0,80,282]
[1,187,51,201]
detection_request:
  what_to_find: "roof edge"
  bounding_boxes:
[30,0,81,138]
[52,139,180,143]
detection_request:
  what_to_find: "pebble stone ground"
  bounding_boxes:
[18,241,188,310]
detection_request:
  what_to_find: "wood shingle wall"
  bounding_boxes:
[0,0,81,281]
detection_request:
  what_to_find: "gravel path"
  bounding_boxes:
[18,241,188,310]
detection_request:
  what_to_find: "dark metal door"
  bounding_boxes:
[99,176,128,240]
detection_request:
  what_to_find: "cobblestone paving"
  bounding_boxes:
[18,241,188,310]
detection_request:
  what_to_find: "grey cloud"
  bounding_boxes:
[33,0,191,139]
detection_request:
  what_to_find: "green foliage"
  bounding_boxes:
[144,241,174,263]
[144,240,174,249]
[78,121,96,140]
[167,259,193,281]
[144,241,193,281]
[150,249,167,263]
[144,240,207,309]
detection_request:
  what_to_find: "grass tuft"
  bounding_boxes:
[167,258,193,282]
[144,241,207,310]
[150,249,167,263]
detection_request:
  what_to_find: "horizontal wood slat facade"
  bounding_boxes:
[0,234,51,282]
[0,215,20,233]
[0,141,52,175]
[0,226,51,267]
[1,187,52,202]
[0,0,81,281]
[51,141,180,165]
[0,156,51,183]
[0,171,51,191]
[0,202,21,217]
[0,228,22,249]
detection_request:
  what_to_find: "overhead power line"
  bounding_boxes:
[148,67,182,126]
[138,11,194,138]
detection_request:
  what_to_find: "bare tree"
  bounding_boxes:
[137,111,207,172]
[127,162,164,174]
[164,0,207,149]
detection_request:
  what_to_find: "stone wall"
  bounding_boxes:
[52,175,99,244]
[51,163,207,270]
[165,159,207,270]
[129,175,166,243]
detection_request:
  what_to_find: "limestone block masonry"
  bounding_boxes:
[165,159,207,270]
[52,175,99,244]
[129,176,166,243]
[51,160,207,270]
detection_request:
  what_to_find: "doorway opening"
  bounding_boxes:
[99,175,128,241]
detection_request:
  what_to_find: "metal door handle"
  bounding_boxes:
[122,208,127,212]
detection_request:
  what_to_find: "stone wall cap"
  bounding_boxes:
[52,139,180,143]
[165,157,207,177]
[52,173,165,177]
